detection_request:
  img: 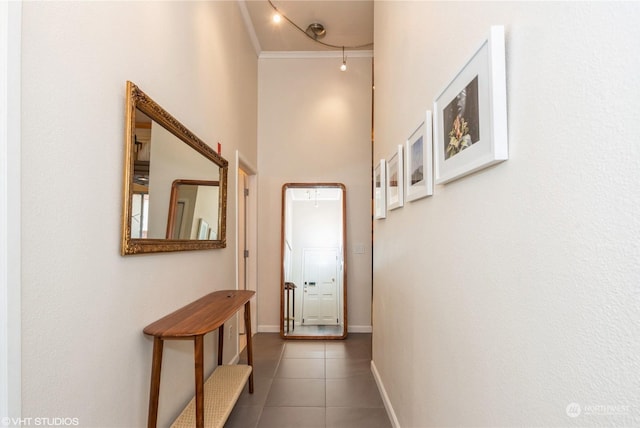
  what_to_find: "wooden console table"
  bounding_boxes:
[143,290,255,428]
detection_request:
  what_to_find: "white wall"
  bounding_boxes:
[257,54,373,332]
[1,0,22,420]
[373,2,640,427]
[20,2,257,426]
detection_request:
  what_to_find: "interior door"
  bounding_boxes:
[302,248,339,325]
[237,157,258,341]
[238,168,249,336]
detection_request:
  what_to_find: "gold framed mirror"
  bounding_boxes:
[281,183,347,339]
[121,81,228,255]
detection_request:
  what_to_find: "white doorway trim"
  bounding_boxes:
[235,151,258,338]
[1,0,21,419]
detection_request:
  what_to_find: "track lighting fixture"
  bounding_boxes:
[267,0,372,72]
[340,46,347,72]
[305,23,326,40]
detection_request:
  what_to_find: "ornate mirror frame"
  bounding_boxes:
[121,81,228,255]
[280,183,348,340]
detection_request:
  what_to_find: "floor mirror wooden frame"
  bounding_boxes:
[280,183,347,340]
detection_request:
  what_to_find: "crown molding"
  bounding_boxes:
[260,50,374,59]
[236,0,261,57]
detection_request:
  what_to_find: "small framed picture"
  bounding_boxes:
[197,218,209,240]
[373,160,387,219]
[386,145,404,210]
[405,111,434,202]
[433,25,508,184]
[208,227,217,240]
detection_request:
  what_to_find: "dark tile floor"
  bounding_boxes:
[226,333,392,428]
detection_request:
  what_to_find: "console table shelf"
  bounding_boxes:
[143,290,255,428]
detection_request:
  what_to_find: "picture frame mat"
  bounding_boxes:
[374,159,387,219]
[386,145,404,210]
[433,25,508,184]
[405,111,434,202]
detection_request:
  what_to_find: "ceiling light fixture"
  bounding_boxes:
[305,23,326,40]
[267,0,373,71]
[340,46,347,72]
[272,13,282,23]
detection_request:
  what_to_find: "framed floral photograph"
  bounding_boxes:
[373,159,387,219]
[405,111,434,202]
[433,25,508,184]
[386,145,404,210]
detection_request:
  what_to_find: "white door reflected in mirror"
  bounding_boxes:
[302,249,340,325]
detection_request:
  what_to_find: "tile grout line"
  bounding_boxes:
[324,342,328,427]
[253,338,286,428]
[236,335,388,428]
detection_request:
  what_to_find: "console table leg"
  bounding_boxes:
[244,301,254,393]
[194,335,205,428]
[148,337,163,428]
[218,324,224,365]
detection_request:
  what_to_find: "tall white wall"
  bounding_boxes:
[257,55,373,332]
[373,2,640,426]
[20,2,257,426]
[1,0,22,419]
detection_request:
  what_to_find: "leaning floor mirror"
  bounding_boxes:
[281,183,347,339]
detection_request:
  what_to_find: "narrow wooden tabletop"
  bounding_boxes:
[143,290,255,338]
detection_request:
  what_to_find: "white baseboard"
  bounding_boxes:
[258,325,280,333]
[371,360,401,428]
[258,325,373,334]
[348,325,372,333]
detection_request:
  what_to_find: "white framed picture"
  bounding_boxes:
[433,25,508,184]
[373,159,387,219]
[386,145,404,210]
[197,218,209,240]
[405,111,434,202]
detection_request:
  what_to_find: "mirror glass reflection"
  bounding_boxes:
[121,82,228,255]
[166,180,220,240]
[131,110,221,240]
[281,183,347,339]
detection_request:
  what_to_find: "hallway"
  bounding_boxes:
[226,333,391,428]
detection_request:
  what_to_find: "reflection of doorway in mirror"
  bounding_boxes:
[171,201,186,239]
[301,248,340,326]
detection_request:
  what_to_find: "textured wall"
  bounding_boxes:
[20,2,257,426]
[1,0,22,419]
[257,56,373,332]
[373,2,640,426]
